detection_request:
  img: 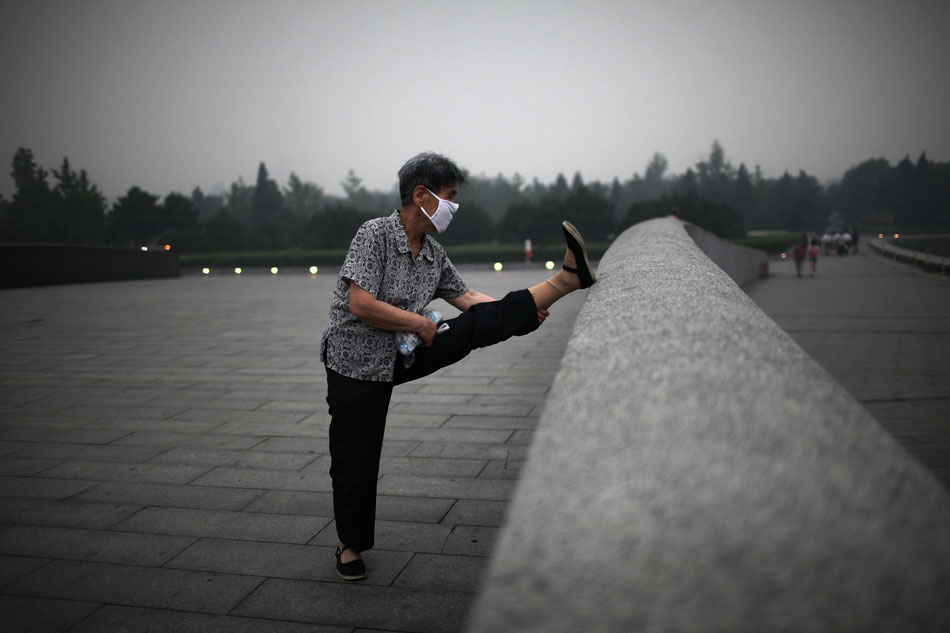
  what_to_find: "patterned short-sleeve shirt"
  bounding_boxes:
[320,210,469,382]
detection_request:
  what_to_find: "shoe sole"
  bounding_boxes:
[337,570,367,581]
[561,221,597,288]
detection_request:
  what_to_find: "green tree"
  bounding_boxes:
[913,153,933,227]
[51,157,107,244]
[162,192,199,229]
[341,169,366,201]
[522,176,548,201]
[894,155,916,228]
[677,168,698,197]
[224,178,253,225]
[191,187,225,222]
[787,171,828,231]
[338,169,395,216]
[607,178,626,223]
[571,171,585,192]
[159,192,201,251]
[303,203,374,249]
[497,196,564,246]
[2,149,108,244]
[911,153,948,228]
[0,194,9,241]
[731,163,756,227]
[769,172,796,230]
[2,147,54,242]
[621,194,745,238]
[284,172,324,217]
[250,162,283,227]
[437,201,495,245]
[932,161,950,227]
[108,186,162,245]
[564,182,614,240]
[201,209,245,251]
[696,140,735,204]
[644,152,669,200]
[461,173,524,221]
[830,158,894,226]
[551,173,570,200]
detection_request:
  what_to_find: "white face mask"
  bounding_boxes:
[421,187,459,233]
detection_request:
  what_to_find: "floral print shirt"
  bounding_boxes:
[320,210,469,382]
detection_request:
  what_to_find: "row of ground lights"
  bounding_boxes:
[201,266,321,275]
[202,261,560,275]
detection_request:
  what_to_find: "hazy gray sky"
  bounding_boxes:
[2,0,948,201]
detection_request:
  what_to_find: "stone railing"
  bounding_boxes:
[867,235,950,274]
[683,222,769,286]
[467,216,950,632]
[0,244,179,288]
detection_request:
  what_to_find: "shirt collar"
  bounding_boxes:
[391,210,435,262]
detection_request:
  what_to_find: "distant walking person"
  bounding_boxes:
[808,239,820,277]
[851,227,859,253]
[320,152,597,581]
[792,234,807,278]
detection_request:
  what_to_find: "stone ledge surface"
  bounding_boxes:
[468,217,950,632]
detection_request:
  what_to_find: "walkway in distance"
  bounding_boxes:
[745,246,950,488]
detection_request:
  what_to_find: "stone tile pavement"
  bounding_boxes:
[745,247,950,488]
[4,244,947,632]
[0,266,584,633]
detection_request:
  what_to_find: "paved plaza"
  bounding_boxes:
[746,247,950,488]
[0,266,584,633]
[1,244,948,632]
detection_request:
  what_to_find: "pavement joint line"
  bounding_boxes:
[437,499,460,525]
[785,328,950,334]
[770,313,950,320]
[223,576,270,618]
[861,396,950,404]
[391,551,417,588]
[474,462,491,478]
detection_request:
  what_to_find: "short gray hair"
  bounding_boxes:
[398,152,467,206]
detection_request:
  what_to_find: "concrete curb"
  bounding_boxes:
[867,236,950,274]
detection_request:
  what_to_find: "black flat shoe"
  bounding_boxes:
[335,545,366,581]
[561,220,597,288]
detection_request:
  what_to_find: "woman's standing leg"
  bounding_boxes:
[326,368,394,556]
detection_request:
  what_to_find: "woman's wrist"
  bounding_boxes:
[411,312,430,334]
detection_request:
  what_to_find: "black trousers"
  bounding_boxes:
[325,289,540,552]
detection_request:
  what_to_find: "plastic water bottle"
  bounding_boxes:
[397,310,443,356]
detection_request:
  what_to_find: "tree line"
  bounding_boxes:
[2,142,948,252]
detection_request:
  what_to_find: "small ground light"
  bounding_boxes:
[894,233,900,239]
[493,262,503,271]
[780,253,787,259]
[309,266,319,274]
[270,267,279,275]
[545,260,555,270]
[879,233,884,239]
[201,267,210,275]
[164,244,171,251]
[140,246,148,251]
[234,267,242,275]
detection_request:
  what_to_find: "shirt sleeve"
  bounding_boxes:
[340,221,384,297]
[435,253,469,300]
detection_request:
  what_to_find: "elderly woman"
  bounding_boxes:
[321,152,596,580]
